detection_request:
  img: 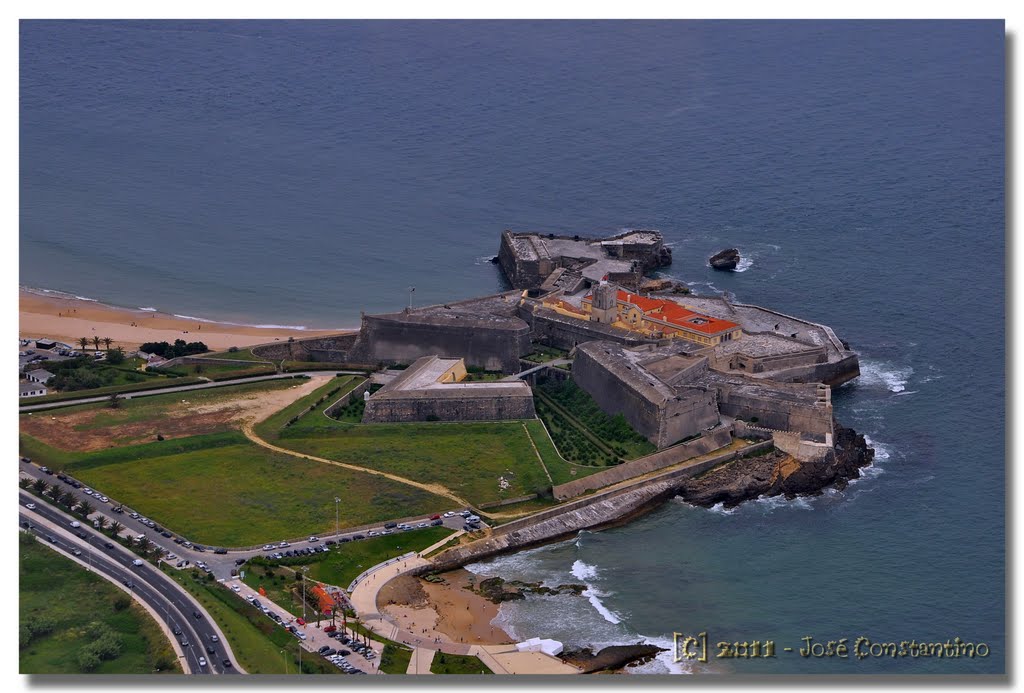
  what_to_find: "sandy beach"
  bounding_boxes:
[19,288,349,351]
[377,569,514,647]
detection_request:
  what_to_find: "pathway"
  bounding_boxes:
[406,647,435,674]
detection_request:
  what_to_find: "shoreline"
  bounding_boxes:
[377,569,514,647]
[19,286,352,351]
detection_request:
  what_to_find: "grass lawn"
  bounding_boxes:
[24,431,450,546]
[240,565,305,617]
[300,526,454,587]
[254,375,360,438]
[380,643,414,674]
[157,362,276,379]
[276,421,555,506]
[161,566,337,674]
[522,344,569,364]
[431,652,493,674]
[19,534,180,674]
[203,347,269,363]
[24,376,206,405]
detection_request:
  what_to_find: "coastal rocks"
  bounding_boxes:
[675,422,875,508]
[638,277,673,293]
[559,643,667,673]
[472,576,586,603]
[709,248,741,270]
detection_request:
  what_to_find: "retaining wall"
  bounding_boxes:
[551,426,734,500]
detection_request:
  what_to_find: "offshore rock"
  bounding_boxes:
[560,644,667,673]
[675,421,874,507]
[709,248,740,270]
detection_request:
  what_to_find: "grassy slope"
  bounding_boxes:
[430,652,494,674]
[304,526,454,587]
[23,431,449,546]
[19,535,180,674]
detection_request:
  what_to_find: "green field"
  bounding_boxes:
[19,534,180,674]
[23,376,207,405]
[22,431,450,546]
[308,526,453,587]
[162,566,336,674]
[156,361,276,379]
[380,643,414,674]
[259,376,603,506]
[431,652,493,675]
[204,347,269,363]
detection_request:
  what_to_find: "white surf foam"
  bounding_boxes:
[707,502,736,515]
[137,306,157,312]
[733,255,754,272]
[570,559,598,581]
[858,360,913,393]
[171,313,313,330]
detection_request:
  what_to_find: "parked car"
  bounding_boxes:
[384,522,397,529]
[308,536,319,542]
[431,519,443,526]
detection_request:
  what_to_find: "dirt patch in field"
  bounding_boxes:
[20,375,332,452]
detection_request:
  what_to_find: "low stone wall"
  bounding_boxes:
[732,420,832,462]
[429,439,774,572]
[156,355,273,369]
[478,494,539,510]
[252,333,358,362]
[551,427,734,500]
[324,379,372,417]
[363,392,536,423]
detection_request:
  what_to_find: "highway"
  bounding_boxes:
[19,493,243,675]
[19,460,476,581]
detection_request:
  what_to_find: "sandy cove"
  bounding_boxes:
[377,569,514,647]
[20,289,349,351]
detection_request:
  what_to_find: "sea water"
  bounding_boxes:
[20,20,1004,673]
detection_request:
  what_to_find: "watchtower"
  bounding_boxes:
[590,282,619,324]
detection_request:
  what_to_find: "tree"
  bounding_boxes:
[108,520,123,538]
[137,536,152,557]
[106,347,126,365]
[101,337,113,350]
[91,336,101,351]
[95,515,108,532]
[31,478,49,496]
[77,499,95,518]
[108,393,122,409]
[19,477,31,490]
[58,489,75,507]
[78,337,89,351]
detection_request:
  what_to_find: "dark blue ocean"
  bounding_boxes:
[20,20,1004,674]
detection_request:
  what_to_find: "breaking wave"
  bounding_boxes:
[858,360,913,393]
[733,255,754,272]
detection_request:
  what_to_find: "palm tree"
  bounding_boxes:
[18,478,31,490]
[77,499,95,518]
[108,394,122,409]
[137,536,152,556]
[31,478,49,496]
[96,516,108,532]
[108,520,124,538]
[102,337,113,350]
[58,489,75,507]
[78,337,89,351]
[91,336,101,351]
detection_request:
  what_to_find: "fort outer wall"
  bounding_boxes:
[362,391,536,423]
[251,333,361,363]
[498,232,554,289]
[551,426,734,500]
[427,438,775,573]
[516,304,656,352]
[714,381,834,439]
[571,344,720,449]
[345,313,532,374]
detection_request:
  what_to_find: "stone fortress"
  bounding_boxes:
[262,229,861,462]
[361,355,535,423]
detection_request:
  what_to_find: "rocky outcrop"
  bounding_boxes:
[709,248,740,270]
[472,576,586,603]
[675,421,874,507]
[560,644,666,673]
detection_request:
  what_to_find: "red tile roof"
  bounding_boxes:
[584,290,740,336]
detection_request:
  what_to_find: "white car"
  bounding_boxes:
[198,656,207,667]
[83,489,93,496]
[262,544,274,551]
[25,503,36,510]
[442,511,454,518]
[308,536,319,542]
[231,584,241,592]
[100,496,109,503]
[416,522,428,528]
[279,541,290,548]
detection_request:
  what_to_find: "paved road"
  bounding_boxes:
[19,494,242,675]
[19,461,477,581]
[18,370,367,412]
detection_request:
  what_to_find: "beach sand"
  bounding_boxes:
[19,289,348,351]
[378,569,514,647]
